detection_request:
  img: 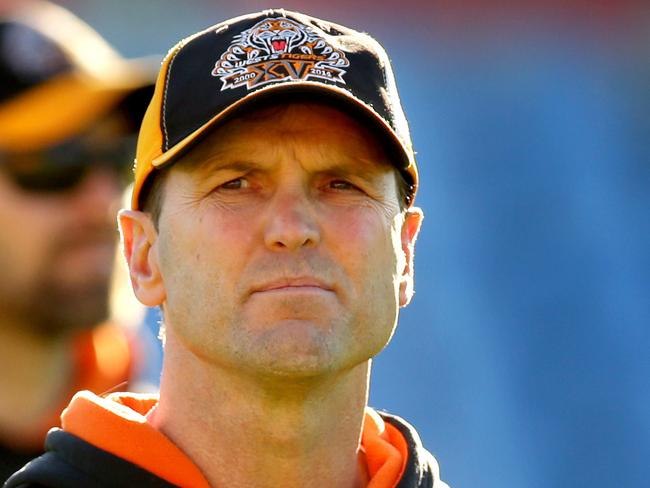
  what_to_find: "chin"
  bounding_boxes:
[244,320,340,378]
[260,360,331,380]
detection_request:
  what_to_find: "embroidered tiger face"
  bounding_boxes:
[248,18,308,54]
[212,16,350,90]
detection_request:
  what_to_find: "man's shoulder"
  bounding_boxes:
[377,411,451,488]
[3,429,176,488]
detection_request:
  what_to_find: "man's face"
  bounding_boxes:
[148,102,421,378]
[0,114,131,336]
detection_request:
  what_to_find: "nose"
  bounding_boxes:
[264,187,320,251]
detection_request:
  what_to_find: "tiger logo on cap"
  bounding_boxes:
[212,17,349,91]
[250,18,308,55]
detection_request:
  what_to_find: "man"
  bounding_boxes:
[0,0,155,482]
[6,9,449,487]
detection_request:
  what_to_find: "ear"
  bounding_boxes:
[118,209,166,307]
[398,207,424,307]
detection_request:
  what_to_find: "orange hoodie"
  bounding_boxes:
[59,390,410,488]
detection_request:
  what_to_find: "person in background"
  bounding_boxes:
[5,9,449,487]
[0,0,155,481]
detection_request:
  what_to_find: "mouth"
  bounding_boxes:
[271,39,287,52]
[252,277,333,294]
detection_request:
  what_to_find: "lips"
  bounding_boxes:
[251,277,333,294]
[271,39,287,52]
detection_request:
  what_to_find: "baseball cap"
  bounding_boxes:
[0,0,156,153]
[132,9,418,210]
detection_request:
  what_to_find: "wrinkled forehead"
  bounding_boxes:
[176,100,394,171]
[139,99,407,219]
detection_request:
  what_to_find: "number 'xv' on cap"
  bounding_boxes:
[132,9,419,210]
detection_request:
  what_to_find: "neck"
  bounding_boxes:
[150,332,371,488]
[0,319,72,448]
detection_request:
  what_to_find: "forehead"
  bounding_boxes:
[177,101,393,174]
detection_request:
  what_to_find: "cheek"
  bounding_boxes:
[157,210,252,317]
[157,209,266,360]
[157,225,223,354]
[324,208,401,304]
[334,219,401,358]
[327,206,400,266]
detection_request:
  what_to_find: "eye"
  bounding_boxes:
[219,177,249,190]
[327,179,359,191]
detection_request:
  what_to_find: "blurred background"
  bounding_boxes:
[14,0,650,486]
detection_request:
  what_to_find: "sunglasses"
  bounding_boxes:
[0,135,136,193]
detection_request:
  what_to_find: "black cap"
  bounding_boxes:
[133,9,418,208]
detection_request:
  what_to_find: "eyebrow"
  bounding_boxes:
[316,159,390,180]
[180,156,265,178]
[184,157,391,184]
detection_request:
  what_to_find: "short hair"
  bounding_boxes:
[139,166,169,228]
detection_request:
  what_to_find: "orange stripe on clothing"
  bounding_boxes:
[61,391,407,488]
[362,408,409,488]
[61,391,210,488]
